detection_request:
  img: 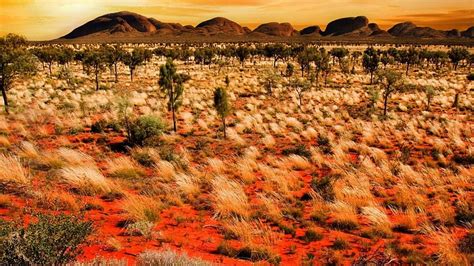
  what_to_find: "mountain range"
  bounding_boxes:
[60,11,474,41]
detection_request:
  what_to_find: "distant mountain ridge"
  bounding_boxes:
[61,11,474,40]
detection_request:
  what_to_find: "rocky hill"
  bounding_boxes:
[60,11,473,41]
[253,22,298,37]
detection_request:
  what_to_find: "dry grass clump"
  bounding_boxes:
[174,173,200,197]
[155,160,176,181]
[122,194,162,223]
[18,141,40,159]
[211,175,250,219]
[329,201,360,231]
[392,208,419,232]
[0,136,11,147]
[59,166,112,194]
[258,193,283,221]
[34,190,80,211]
[57,148,95,166]
[281,155,312,170]
[361,206,392,237]
[0,154,29,185]
[107,156,145,179]
[423,226,469,265]
[235,156,258,184]
[137,249,212,266]
[224,218,280,247]
[259,164,299,197]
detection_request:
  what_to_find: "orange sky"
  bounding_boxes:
[0,0,473,40]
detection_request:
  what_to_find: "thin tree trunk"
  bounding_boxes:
[223,117,226,139]
[383,94,389,116]
[1,82,9,114]
[114,63,118,83]
[452,93,459,108]
[95,69,99,91]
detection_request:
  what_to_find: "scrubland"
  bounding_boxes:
[0,42,473,265]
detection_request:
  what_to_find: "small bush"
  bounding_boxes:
[311,176,336,201]
[90,119,107,133]
[317,135,332,154]
[459,232,474,254]
[128,115,166,146]
[301,229,323,243]
[454,200,474,225]
[330,219,359,231]
[282,144,311,159]
[0,214,93,265]
[453,154,474,166]
[331,238,349,250]
[216,241,281,264]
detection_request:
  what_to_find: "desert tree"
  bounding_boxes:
[159,59,190,132]
[329,47,349,69]
[363,47,380,84]
[142,49,153,73]
[103,45,125,83]
[376,69,403,116]
[380,52,394,69]
[123,48,147,82]
[235,46,251,67]
[213,87,231,138]
[285,62,295,77]
[313,48,331,85]
[448,47,469,70]
[297,47,316,77]
[82,48,107,91]
[179,46,193,64]
[398,47,419,75]
[263,43,288,67]
[57,47,75,67]
[0,34,36,114]
[34,46,58,76]
[289,78,311,109]
[429,51,448,69]
[194,47,214,69]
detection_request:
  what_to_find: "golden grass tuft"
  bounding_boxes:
[0,154,29,185]
[211,175,250,219]
[122,194,162,223]
[59,166,112,194]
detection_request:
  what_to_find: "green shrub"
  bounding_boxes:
[0,214,93,265]
[128,115,166,146]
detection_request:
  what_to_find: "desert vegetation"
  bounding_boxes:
[0,33,473,265]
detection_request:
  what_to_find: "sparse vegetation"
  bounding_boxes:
[0,34,472,265]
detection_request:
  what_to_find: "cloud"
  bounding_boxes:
[107,5,218,18]
[177,0,266,6]
[377,9,474,29]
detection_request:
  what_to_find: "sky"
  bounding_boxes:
[0,0,473,40]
